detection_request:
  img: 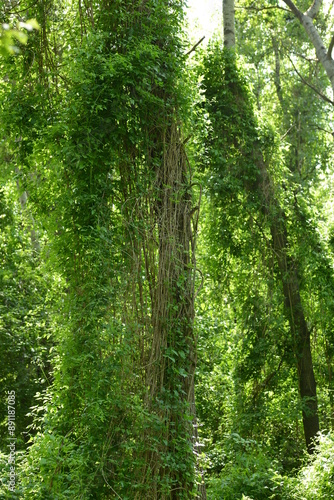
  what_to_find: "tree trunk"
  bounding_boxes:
[258,156,319,453]
[144,123,205,498]
[282,0,334,96]
[222,0,319,455]
[15,169,40,254]
[223,0,235,49]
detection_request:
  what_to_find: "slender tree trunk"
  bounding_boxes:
[324,340,334,431]
[223,0,235,49]
[15,169,40,253]
[272,37,284,108]
[258,156,319,453]
[270,220,319,452]
[222,0,319,451]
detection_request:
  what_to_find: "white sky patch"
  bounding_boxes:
[185,0,333,44]
[185,0,222,43]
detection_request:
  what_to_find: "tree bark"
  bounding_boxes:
[223,0,235,49]
[282,0,334,95]
[304,0,322,19]
[144,123,205,498]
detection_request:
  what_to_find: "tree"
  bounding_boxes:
[236,0,334,446]
[282,0,334,95]
[200,0,321,453]
[0,0,205,497]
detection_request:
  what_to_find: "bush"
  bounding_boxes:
[284,432,334,500]
[206,434,284,500]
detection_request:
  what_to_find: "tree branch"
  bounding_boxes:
[253,357,285,402]
[185,36,205,56]
[280,125,295,141]
[313,124,334,137]
[289,49,318,63]
[328,34,334,58]
[305,0,323,19]
[236,5,290,13]
[282,0,303,21]
[288,54,334,105]
[282,0,334,92]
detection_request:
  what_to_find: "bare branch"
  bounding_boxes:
[280,125,295,141]
[288,54,334,105]
[185,36,205,57]
[236,5,290,13]
[305,0,323,19]
[289,50,318,63]
[4,0,39,15]
[283,0,334,93]
[313,124,334,137]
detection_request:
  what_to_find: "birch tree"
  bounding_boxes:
[223,0,236,48]
[282,0,334,96]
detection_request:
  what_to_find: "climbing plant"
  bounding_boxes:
[1,0,204,498]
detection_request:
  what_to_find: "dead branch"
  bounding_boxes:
[185,36,205,57]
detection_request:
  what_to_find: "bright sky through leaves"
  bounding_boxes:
[185,0,333,44]
[185,0,222,42]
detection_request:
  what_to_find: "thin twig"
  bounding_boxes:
[236,5,290,13]
[287,54,334,105]
[313,124,334,137]
[185,36,205,56]
[252,356,285,402]
[280,125,295,141]
[101,468,123,499]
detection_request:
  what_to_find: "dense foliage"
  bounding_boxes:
[1,0,334,499]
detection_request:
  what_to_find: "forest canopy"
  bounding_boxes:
[1,0,334,499]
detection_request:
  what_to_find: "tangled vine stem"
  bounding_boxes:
[119,118,203,497]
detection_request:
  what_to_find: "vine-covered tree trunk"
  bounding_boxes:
[258,156,320,452]
[221,0,319,452]
[1,0,206,497]
[144,123,202,498]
